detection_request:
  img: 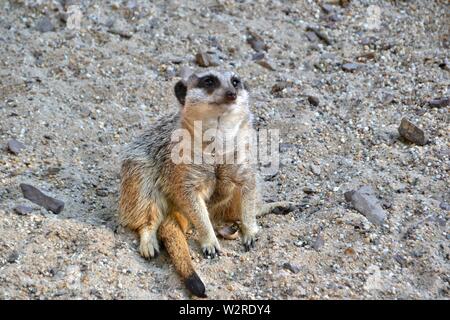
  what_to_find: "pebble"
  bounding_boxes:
[342,63,361,72]
[218,224,239,240]
[310,163,321,176]
[13,205,33,215]
[36,17,55,33]
[307,96,320,106]
[440,202,450,211]
[7,139,25,155]
[96,188,109,197]
[305,26,331,45]
[7,250,19,263]
[428,97,449,108]
[283,262,300,274]
[20,184,65,214]
[344,186,387,226]
[398,117,428,146]
[195,51,220,67]
[246,29,269,52]
[255,59,275,71]
[312,234,324,251]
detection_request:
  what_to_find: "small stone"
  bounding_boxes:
[36,17,55,33]
[108,20,132,39]
[271,203,296,215]
[342,63,361,72]
[305,26,331,45]
[251,52,265,61]
[7,250,19,263]
[305,31,320,42]
[7,139,25,155]
[246,29,269,52]
[398,117,428,146]
[312,234,324,251]
[283,262,300,274]
[428,97,449,108]
[345,186,387,226]
[195,51,220,67]
[255,59,275,71]
[307,96,320,106]
[96,188,109,197]
[310,164,321,176]
[344,247,355,255]
[303,186,317,194]
[20,184,64,214]
[393,254,407,267]
[14,205,33,215]
[381,93,395,105]
[271,82,291,94]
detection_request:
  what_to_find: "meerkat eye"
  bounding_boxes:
[231,78,240,88]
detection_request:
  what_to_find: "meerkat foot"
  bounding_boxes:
[139,228,160,259]
[201,238,221,259]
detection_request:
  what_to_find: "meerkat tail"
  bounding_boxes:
[258,201,297,217]
[158,213,206,298]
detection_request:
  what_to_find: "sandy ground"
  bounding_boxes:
[0,0,449,299]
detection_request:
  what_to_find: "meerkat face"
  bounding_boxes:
[174,70,248,111]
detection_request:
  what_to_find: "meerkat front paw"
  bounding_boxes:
[241,233,257,252]
[241,225,258,252]
[201,238,221,259]
[139,231,160,259]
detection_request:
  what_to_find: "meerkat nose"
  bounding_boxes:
[225,91,237,102]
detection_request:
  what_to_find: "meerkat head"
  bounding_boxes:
[174,69,249,113]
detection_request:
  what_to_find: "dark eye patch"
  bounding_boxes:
[196,75,220,93]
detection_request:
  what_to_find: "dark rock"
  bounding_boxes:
[428,97,449,108]
[20,184,64,214]
[7,139,25,155]
[246,29,269,52]
[251,52,265,61]
[393,254,407,267]
[305,31,319,42]
[303,186,317,194]
[283,262,300,274]
[36,17,55,33]
[96,188,109,197]
[344,190,355,202]
[271,82,291,94]
[342,63,361,72]
[195,51,220,67]
[440,202,450,211]
[312,234,324,251]
[14,205,33,215]
[7,250,19,263]
[345,186,387,225]
[305,26,331,45]
[271,203,296,215]
[398,117,428,146]
[307,95,320,106]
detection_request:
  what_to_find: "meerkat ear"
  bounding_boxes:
[174,81,187,105]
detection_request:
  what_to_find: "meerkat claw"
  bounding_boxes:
[242,235,256,252]
[202,243,221,259]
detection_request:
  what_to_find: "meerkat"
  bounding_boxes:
[119,69,292,297]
